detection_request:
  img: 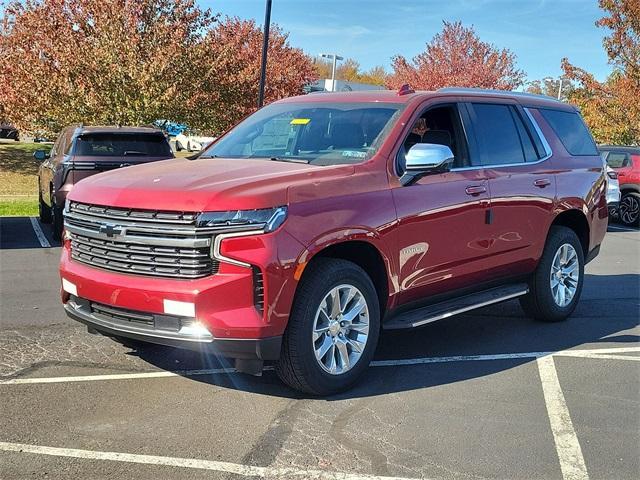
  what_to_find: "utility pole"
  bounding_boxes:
[320,53,344,92]
[257,0,272,108]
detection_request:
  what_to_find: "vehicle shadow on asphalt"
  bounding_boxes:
[124,272,639,399]
[0,216,60,249]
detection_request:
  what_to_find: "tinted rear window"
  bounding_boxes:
[539,109,597,156]
[74,133,172,157]
[471,103,525,165]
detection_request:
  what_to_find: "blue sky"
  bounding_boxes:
[200,0,612,84]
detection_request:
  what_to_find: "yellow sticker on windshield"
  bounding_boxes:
[290,118,311,125]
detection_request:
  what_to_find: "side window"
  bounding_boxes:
[469,103,525,165]
[539,108,598,156]
[49,135,63,158]
[397,104,471,173]
[64,132,75,155]
[511,108,539,162]
[605,152,629,168]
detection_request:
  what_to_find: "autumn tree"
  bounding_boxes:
[387,21,525,91]
[0,0,317,136]
[562,0,639,144]
[526,77,574,101]
[190,17,317,133]
[313,57,388,86]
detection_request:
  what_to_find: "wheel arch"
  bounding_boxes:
[620,184,640,194]
[550,209,590,258]
[303,240,390,318]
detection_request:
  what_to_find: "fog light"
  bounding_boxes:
[163,299,195,317]
[62,278,77,296]
[179,320,212,338]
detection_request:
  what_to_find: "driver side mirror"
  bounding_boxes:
[33,149,50,162]
[400,143,454,186]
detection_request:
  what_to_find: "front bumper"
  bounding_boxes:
[64,295,282,361]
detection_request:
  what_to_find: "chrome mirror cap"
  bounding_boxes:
[405,143,454,171]
[400,143,454,186]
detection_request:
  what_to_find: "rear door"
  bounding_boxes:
[463,101,556,278]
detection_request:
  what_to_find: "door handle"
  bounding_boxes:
[465,185,487,196]
[534,178,551,188]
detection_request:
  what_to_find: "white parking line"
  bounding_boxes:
[2,347,637,385]
[0,366,272,385]
[537,355,588,480]
[0,441,419,480]
[29,217,51,248]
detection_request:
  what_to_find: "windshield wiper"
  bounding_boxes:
[123,150,147,156]
[269,157,309,164]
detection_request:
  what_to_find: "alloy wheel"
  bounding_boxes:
[550,243,580,307]
[312,284,370,375]
[619,195,639,225]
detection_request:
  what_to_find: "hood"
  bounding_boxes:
[68,157,354,212]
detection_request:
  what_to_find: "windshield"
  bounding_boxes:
[73,133,172,157]
[200,101,403,165]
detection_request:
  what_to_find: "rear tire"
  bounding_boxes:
[619,192,640,227]
[520,226,584,322]
[38,184,52,224]
[276,258,380,395]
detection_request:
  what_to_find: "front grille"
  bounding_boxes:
[70,232,217,279]
[65,201,219,279]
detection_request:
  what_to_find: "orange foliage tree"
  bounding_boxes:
[387,21,525,91]
[562,0,639,144]
[0,0,317,136]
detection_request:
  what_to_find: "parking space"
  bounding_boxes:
[1,218,638,479]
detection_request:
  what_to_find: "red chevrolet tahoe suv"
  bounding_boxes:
[60,87,607,395]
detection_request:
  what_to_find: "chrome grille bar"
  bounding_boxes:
[66,201,220,279]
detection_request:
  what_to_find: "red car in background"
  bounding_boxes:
[599,145,640,226]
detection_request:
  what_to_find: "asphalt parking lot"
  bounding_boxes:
[0,216,638,480]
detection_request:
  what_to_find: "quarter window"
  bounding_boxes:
[539,109,597,156]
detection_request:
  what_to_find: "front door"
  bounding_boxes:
[391,103,493,305]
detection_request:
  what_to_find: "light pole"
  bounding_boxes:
[557,77,564,100]
[320,53,343,92]
[257,0,272,108]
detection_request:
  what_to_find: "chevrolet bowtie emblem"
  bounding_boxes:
[99,224,123,238]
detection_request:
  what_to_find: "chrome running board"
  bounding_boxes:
[383,284,529,330]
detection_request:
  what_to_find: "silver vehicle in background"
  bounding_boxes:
[604,162,621,219]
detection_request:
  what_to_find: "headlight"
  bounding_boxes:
[196,206,287,233]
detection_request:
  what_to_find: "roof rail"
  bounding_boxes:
[437,87,561,103]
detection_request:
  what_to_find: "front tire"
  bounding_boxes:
[619,192,640,227]
[51,191,63,241]
[276,258,380,395]
[520,226,584,322]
